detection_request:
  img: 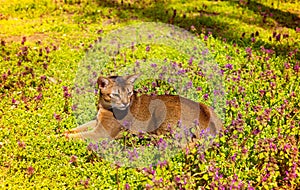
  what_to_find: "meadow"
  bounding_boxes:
[0,0,299,189]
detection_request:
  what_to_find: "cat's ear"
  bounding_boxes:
[97,77,111,90]
[126,73,141,84]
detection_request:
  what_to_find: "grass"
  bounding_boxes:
[0,0,299,189]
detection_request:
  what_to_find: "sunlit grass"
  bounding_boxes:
[0,0,299,189]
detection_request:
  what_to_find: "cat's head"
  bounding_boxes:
[97,73,141,110]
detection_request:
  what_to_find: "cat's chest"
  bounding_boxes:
[118,101,168,132]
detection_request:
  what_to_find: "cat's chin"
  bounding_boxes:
[113,106,128,111]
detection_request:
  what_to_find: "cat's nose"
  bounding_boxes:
[121,101,129,107]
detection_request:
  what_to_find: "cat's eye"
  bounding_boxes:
[112,93,120,98]
[128,91,133,96]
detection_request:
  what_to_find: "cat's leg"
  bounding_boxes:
[68,122,113,142]
[68,120,97,133]
[67,130,109,142]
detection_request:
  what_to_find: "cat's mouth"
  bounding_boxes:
[117,106,127,110]
[113,105,129,111]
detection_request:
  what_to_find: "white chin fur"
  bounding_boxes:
[113,106,127,110]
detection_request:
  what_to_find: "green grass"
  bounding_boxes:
[0,0,299,189]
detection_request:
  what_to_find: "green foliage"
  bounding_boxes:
[0,0,299,189]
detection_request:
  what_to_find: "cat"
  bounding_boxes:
[66,73,223,144]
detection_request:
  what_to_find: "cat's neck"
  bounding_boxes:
[111,107,129,120]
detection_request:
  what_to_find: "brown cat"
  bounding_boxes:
[66,74,223,143]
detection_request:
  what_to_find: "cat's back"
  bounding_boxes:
[129,93,221,133]
[132,93,209,114]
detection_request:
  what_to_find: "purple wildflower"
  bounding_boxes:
[40,75,46,81]
[43,63,48,70]
[174,176,181,183]
[145,184,152,190]
[199,60,204,65]
[158,160,168,168]
[125,183,130,190]
[188,57,193,65]
[294,63,299,72]
[63,86,71,99]
[276,34,281,41]
[284,62,290,69]
[252,129,260,135]
[283,33,289,38]
[203,94,209,100]
[69,155,78,163]
[202,49,208,56]
[146,45,150,52]
[152,82,157,87]
[53,113,61,121]
[248,182,254,190]
[64,92,71,98]
[225,64,233,70]
[135,61,140,67]
[21,36,26,45]
[177,69,186,75]
[185,81,193,89]
[18,141,26,148]
[171,61,178,68]
[27,166,34,175]
[87,142,99,152]
[231,153,237,161]
[157,138,167,150]
[36,93,42,101]
[100,140,108,149]
[80,178,90,188]
[245,47,252,56]
[128,148,138,161]
[150,63,157,68]
[45,46,50,54]
[175,132,182,140]
[2,73,7,80]
[138,130,145,139]
[242,147,248,154]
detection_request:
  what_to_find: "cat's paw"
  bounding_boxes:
[62,131,72,140]
[67,133,84,140]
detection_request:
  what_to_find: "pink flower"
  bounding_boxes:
[27,166,34,175]
[125,183,130,190]
[203,94,209,100]
[36,93,42,101]
[145,45,150,52]
[18,141,26,148]
[69,155,78,163]
[53,113,61,121]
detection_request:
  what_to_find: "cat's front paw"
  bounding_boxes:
[66,128,78,133]
[67,133,84,140]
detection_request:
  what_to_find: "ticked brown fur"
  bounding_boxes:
[67,74,223,143]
